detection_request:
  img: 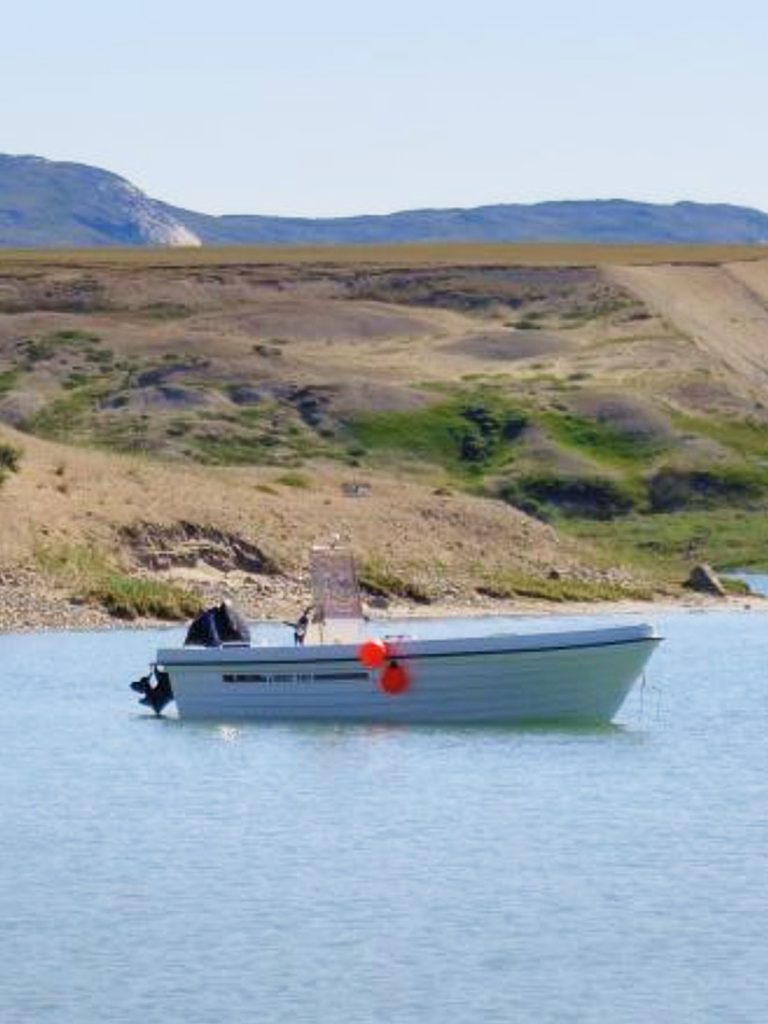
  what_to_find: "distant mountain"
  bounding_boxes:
[3,153,768,248]
[168,198,768,246]
[0,155,200,248]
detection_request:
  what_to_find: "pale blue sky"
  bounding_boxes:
[3,0,766,216]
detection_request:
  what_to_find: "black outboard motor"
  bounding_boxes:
[184,600,251,647]
[130,668,174,716]
[131,600,251,716]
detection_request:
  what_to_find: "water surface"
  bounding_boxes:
[1,611,766,1023]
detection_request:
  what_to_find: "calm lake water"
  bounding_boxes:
[1,610,767,1024]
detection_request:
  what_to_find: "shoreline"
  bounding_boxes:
[0,567,764,635]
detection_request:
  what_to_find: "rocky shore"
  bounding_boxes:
[0,567,761,635]
[0,569,119,633]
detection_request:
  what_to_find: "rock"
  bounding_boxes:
[684,563,726,597]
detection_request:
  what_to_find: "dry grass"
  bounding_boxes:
[33,540,201,619]
[0,243,766,270]
[0,422,606,602]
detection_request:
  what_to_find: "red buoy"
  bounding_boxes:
[358,638,388,669]
[380,660,410,695]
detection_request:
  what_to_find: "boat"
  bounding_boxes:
[131,546,661,725]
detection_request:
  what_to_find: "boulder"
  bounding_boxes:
[684,563,726,597]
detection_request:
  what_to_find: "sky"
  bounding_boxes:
[2,0,767,217]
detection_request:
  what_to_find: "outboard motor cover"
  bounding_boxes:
[184,601,251,647]
[216,600,251,644]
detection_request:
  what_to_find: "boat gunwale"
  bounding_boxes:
[157,624,662,668]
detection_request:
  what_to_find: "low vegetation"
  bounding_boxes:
[565,508,768,577]
[0,440,22,488]
[85,574,202,621]
[0,442,21,473]
[476,569,655,603]
[358,558,432,604]
[647,465,768,512]
[349,393,528,475]
[539,408,667,465]
[275,471,312,489]
[498,473,637,521]
[34,542,200,620]
[0,370,19,395]
[1,243,764,270]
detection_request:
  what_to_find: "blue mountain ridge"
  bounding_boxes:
[2,153,768,247]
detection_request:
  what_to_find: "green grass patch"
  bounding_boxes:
[190,428,324,466]
[48,329,101,345]
[0,369,19,395]
[358,559,432,603]
[538,408,665,465]
[85,348,114,365]
[24,386,103,439]
[63,372,91,390]
[511,315,543,330]
[20,329,101,366]
[34,541,200,620]
[722,576,751,595]
[564,507,768,575]
[672,412,768,458]
[476,569,654,603]
[237,407,267,426]
[86,574,201,620]
[349,393,529,475]
[275,471,311,488]
[34,542,113,586]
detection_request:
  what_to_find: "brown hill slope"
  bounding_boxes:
[0,422,640,628]
[3,244,768,625]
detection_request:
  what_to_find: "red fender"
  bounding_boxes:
[380,660,410,695]
[358,638,388,669]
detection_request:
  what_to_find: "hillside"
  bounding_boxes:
[5,154,768,247]
[2,243,768,625]
[0,155,200,248]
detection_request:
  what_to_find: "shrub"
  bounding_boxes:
[648,466,767,512]
[0,442,21,474]
[500,472,636,520]
[275,471,311,488]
